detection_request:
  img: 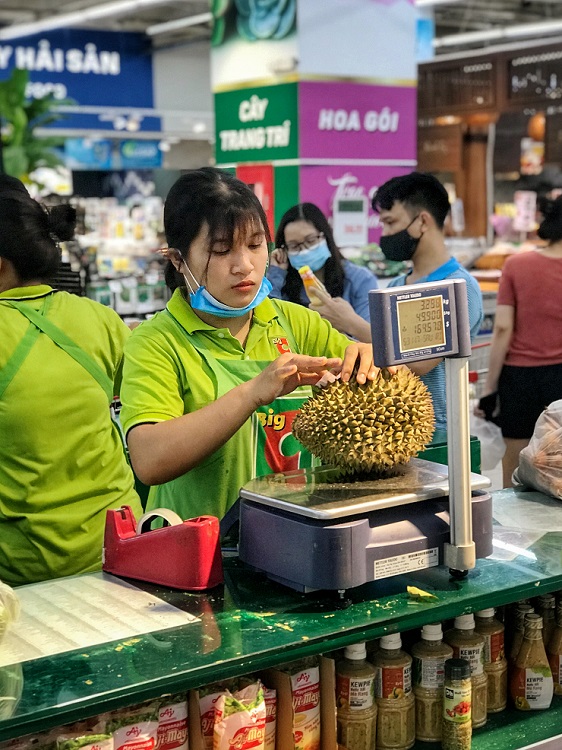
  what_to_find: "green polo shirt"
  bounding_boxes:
[121,291,351,520]
[0,286,141,586]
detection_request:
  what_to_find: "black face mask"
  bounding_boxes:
[379,215,421,262]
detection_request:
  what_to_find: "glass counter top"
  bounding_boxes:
[2,488,562,740]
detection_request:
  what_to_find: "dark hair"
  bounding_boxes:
[274,203,345,302]
[0,175,76,283]
[537,195,562,242]
[163,167,271,291]
[372,172,450,229]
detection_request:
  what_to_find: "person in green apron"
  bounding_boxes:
[120,168,380,522]
[0,175,141,586]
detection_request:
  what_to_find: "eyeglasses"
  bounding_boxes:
[282,233,324,254]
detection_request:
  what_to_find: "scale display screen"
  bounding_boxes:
[369,279,471,367]
[397,295,446,352]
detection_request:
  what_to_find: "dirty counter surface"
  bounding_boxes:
[2,489,562,749]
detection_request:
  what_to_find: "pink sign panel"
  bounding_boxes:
[299,164,413,244]
[299,80,417,162]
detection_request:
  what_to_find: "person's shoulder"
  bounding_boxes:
[343,260,377,281]
[55,292,126,325]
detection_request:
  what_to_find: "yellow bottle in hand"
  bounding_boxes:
[298,265,329,304]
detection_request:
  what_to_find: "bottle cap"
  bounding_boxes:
[344,642,367,660]
[525,613,543,630]
[298,265,313,277]
[475,608,495,618]
[538,593,555,607]
[380,633,401,649]
[444,658,471,681]
[421,623,443,641]
[454,614,475,630]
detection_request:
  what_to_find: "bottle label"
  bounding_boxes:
[452,644,484,675]
[412,656,446,689]
[443,683,471,723]
[374,664,411,699]
[336,674,375,710]
[510,666,554,709]
[483,632,505,663]
[548,654,562,695]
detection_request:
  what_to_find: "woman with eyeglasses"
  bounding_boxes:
[268,203,378,341]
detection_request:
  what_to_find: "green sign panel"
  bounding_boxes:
[215,82,298,164]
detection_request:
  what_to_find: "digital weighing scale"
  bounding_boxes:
[238,279,492,592]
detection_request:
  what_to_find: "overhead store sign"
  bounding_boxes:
[0,29,159,133]
[215,83,298,164]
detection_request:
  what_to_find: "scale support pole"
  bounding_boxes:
[443,356,476,571]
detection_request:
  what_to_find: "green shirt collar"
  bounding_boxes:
[166,287,279,334]
[0,285,54,300]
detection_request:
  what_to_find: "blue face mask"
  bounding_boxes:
[182,262,272,318]
[288,240,331,272]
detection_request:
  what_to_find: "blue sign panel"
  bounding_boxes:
[119,140,162,169]
[0,28,159,132]
[65,138,113,169]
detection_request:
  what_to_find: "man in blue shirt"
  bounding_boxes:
[372,172,483,431]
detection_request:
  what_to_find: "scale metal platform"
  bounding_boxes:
[238,459,492,592]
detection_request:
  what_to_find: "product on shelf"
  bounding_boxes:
[442,658,472,750]
[106,703,160,750]
[335,641,377,750]
[547,600,562,695]
[292,369,435,476]
[510,613,554,711]
[57,733,113,750]
[213,682,266,750]
[536,593,556,646]
[156,694,188,750]
[474,608,507,713]
[371,633,415,750]
[444,614,487,728]
[508,604,535,666]
[411,622,453,742]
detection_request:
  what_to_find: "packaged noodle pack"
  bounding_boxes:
[199,687,231,750]
[213,683,266,750]
[106,703,159,750]
[156,694,188,750]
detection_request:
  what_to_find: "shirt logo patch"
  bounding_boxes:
[272,336,292,354]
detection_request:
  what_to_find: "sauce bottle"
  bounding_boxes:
[444,614,487,728]
[410,622,453,742]
[509,604,534,666]
[442,658,472,750]
[298,265,329,304]
[371,633,415,750]
[536,593,556,647]
[474,607,507,713]
[510,613,553,710]
[336,642,377,750]
[547,601,562,695]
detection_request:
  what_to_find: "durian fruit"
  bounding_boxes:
[292,367,435,476]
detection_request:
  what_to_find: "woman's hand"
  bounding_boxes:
[309,295,372,342]
[250,352,342,406]
[269,247,289,270]
[339,342,383,384]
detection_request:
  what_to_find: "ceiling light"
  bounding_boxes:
[146,12,212,36]
[0,0,179,41]
[192,122,206,134]
[435,19,562,49]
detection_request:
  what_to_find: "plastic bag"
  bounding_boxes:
[470,402,506,471]
[0,580,19,645]
[512,399,562,499]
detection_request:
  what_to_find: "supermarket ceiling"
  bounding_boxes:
[0,0,562,53]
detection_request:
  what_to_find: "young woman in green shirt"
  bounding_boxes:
[0,175,141,586]
[121,168,380,521]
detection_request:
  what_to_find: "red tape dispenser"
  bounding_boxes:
[103,506,223,590]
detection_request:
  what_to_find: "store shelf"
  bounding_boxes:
[2,488,562,742]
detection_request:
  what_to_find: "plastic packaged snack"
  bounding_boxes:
[157,694,188,750]
[106,703,159,750]
[513,399,562,498]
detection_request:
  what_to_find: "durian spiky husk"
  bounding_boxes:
[292,367,435,476]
